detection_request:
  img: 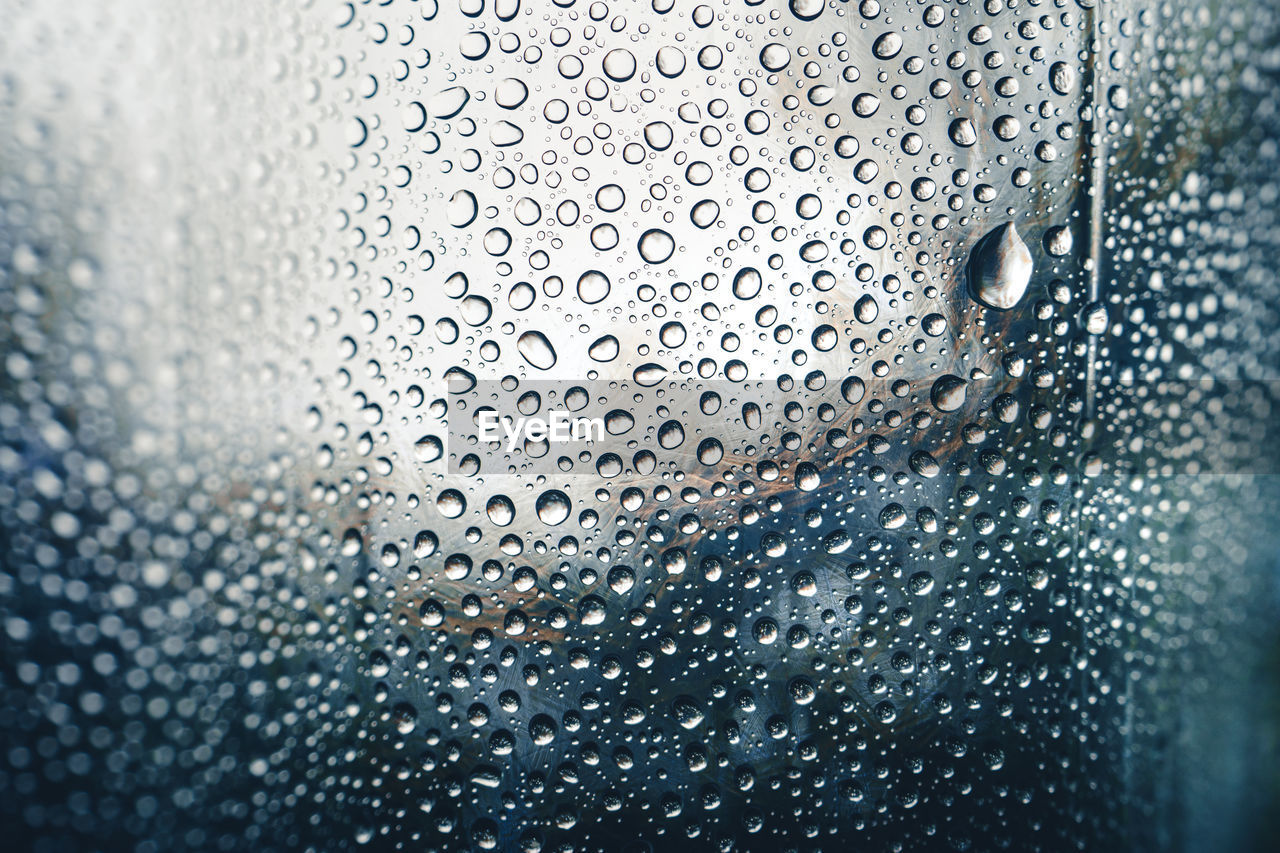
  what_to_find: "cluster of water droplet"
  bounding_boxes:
[301,0,1113,847]
[3,0,1280,851]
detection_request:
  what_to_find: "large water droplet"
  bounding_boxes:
[577,270,612,304]
[872,33,903,59]
[789,0,824,21]
[931,375,967,412]
[967,222,1033,310]
[430,86,470,119]
[494,78,528,109]
[602,48,636,81]
[588,335,619,362]
[879,503,908,529]
[638,229,675,264]
[633,363,668,386]
[655,46,685,77]
[949,117,978,147]
[854,294,879,323]
[1044,225,1073,257]
[517,331,557,370]
[760,43,791,71]
[733,267,763,300]
[535,490,571,526]
[447,190,478,227]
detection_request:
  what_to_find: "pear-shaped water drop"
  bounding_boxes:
[967,222,1033,311]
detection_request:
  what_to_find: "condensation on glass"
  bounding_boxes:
[1,1,1278,851]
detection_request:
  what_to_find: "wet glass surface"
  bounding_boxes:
[2,1,1279,851]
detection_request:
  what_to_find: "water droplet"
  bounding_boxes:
[535,490,571,526]
[1044,225,1073,257]
[602,48,637,81]
[447,190,478,227]
[577,270,612,304]
[588,334,620,362]
[671,696,704,729]
[517,331,557,370]
[854,294,879,323]
[430,86,470,119]
[753,618,779,645]
[414,435,443,462]
[643,121,673,151]
[879,503,908,529]
[967,222,1033,311]
[444,553,472,581]
[909,451,940,478]
[760,43,791,72]
[794,462,820,492]
[486,495,515,526]
[633,363,668,386]
[691,199,720,228]
[1080,301,1109,334]
[638,229,675,264]
[655,46,686,77]
[789,0,824,20]
[949,117,978,147]
[659,322,687,348]
[437,489,467,518]
[841,376,866,405]
[489,120,523,147]
[872,32,903,59]
[495,78,528,109]
[908,571,935,595]
[1050,61,1076,95]
[459,295,492,326]
[931,375,967,412]
[459,31,489,60]
[657,420,685,449]
[697,438,724,465]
